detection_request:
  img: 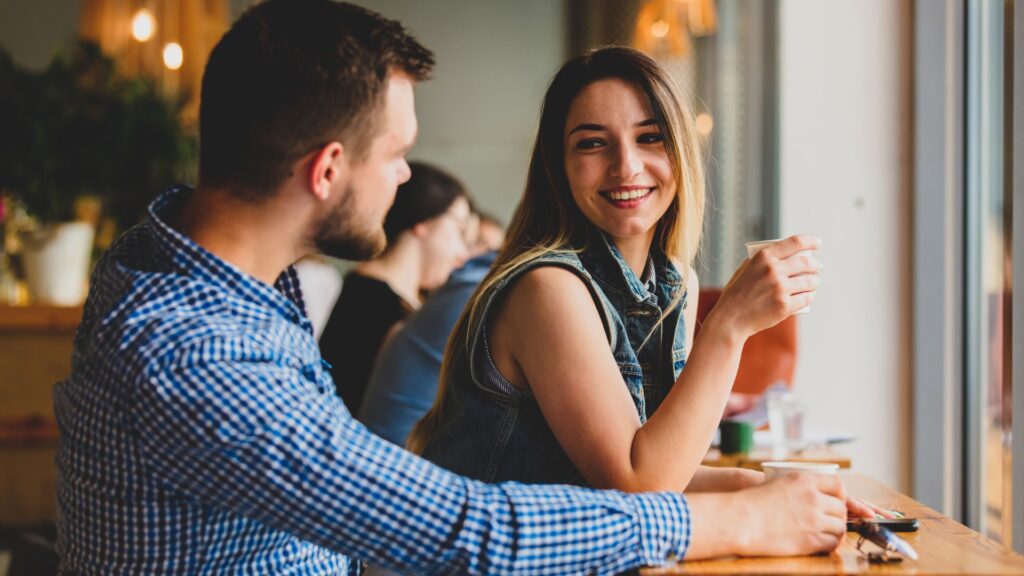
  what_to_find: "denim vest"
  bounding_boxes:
[420,232,688,486]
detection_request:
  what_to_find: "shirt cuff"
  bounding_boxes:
[633,491,691,566]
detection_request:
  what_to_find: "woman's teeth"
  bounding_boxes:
[607,188,652,201]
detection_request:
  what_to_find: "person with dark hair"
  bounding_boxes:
[319,160,471,410]
[52,1,765,573]
[359,214,505,446]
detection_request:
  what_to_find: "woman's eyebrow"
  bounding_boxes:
[568,119,659,134]
[568,122,605,134]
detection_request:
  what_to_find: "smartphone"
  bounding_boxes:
[847,518,919,532]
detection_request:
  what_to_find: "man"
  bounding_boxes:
[54,1,850,573]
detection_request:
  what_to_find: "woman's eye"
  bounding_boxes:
[575,138,605,150]
[638,132,664,144]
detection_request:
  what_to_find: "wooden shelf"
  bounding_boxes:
[0,305,83,332]
[0,415,58,446]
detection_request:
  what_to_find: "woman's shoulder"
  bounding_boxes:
[489,250,591,300]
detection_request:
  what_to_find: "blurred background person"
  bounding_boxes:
[469,212,505,255]
[319,161,472,411]
[360,212,505,445]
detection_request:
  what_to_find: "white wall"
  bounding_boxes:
[778,0,912,491]
[0,0,82,70]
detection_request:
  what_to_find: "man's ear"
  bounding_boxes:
[411,221,430,238]
[308,142,347,201]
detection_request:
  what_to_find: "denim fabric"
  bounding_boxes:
[421,231,687,485]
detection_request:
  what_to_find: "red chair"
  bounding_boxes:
[694,288,798,394]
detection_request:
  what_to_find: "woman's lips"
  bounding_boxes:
[600,186,655,207]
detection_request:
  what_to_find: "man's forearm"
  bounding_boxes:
[137,368,691,575]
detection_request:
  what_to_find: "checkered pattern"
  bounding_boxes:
[53,186,691,575]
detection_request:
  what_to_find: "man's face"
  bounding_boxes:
[314,74,417,260]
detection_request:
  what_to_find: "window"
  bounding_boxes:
[914,0,1020,551]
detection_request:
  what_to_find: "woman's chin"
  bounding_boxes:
[593,219,658,243]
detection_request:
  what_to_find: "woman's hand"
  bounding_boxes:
[685,466,765,492]
[846,497,896,520]
[706,235,823,341]
[729,468,766,491]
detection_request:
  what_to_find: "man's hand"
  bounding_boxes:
[686,473,847,560]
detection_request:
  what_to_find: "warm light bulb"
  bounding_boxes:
[695,112,714,136]
[163,42,184,70]
[131,9,156,42]
[651,19,670,38]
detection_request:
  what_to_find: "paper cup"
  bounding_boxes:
[744,239,783,258]
[761,461,839,481]
[744,239,813,314]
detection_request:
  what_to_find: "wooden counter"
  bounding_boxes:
[0,304,82,332]
[0,304,79,525]
[703,447,852,470]
[645,472,1024,575]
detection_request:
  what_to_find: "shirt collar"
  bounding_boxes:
[640,254,657,294]
[578,228,684,303]
[146,185,310,328]
[579,231,654,302]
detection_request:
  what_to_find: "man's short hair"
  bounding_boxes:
[198,0,434,199]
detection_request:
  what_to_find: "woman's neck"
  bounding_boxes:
[354,238,423,308]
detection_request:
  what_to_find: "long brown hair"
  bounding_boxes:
[407,46,705,454]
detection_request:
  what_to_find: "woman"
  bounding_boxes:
[320,161,472,412]
[410,47,868,507]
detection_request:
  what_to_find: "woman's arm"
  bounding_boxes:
[686,465,765,492]
[489,235,821,493]
[679,271,766,493]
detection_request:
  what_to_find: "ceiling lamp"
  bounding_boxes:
[162,42,183,70]
[634,0,718,57]
[130,8,156,42]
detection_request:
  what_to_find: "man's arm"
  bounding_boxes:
[132,357,691,574]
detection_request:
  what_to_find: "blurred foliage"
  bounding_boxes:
[0,40,197,228]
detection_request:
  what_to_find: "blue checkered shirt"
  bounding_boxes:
[53,186,692,575]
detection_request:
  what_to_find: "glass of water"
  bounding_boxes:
[766,390,805,458]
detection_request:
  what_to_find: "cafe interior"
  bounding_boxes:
[0,0,1021,573]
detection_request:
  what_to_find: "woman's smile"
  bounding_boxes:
[600,185,657,208]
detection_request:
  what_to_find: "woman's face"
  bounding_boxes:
[563,78,675,247]
[418,195,472,290]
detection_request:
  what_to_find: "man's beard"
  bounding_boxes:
[313,184,387,261]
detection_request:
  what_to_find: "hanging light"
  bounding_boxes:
[651,19,670,39]
[634,0,718,57]
[130,8,156,42]
[162,42,184,70]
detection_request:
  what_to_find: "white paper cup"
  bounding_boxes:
[761,461,839,481]
[744,238,814,314]
[744,239,784,258]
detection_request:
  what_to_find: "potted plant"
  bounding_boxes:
[0,41,196,305]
